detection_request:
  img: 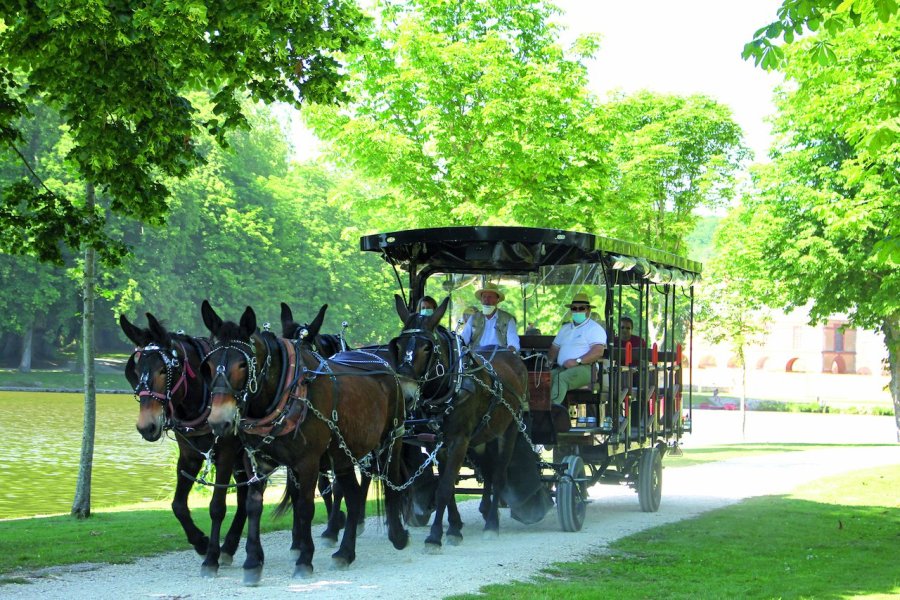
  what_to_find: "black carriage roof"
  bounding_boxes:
[359,226,702,278]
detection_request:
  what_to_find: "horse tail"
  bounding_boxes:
[272,470,298,519]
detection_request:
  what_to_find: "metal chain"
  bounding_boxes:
[302,397,442,492]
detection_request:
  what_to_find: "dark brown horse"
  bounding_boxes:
[391,295,528,550]
[119,313,248,577]
[200,301,408,585]
[279,302,372,546]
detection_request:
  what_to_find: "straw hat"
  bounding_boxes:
[474,282,505,303]
[566,292,595,309]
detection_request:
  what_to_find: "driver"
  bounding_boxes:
[460,282,520,352]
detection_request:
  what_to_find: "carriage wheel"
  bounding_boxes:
[637,448,663,513]
[556,455,587,532]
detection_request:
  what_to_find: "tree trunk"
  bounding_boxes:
[740,360,747,438]
[72,184,97,519]
[883,316,900,443]
[18,324,33,373]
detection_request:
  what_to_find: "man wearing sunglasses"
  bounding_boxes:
[547,292,607,409]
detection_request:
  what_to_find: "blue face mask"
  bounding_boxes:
[572,312,588,325]
[420,308,434,317]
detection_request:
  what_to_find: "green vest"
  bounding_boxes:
[471,309,515,347]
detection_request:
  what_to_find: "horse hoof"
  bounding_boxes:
[423,542,442,555]
[290,549,302,561]
[219,553,233,567]
[320,534,338,548]
[482,529,499,541]
[446,534,463,546]
[293,564,314,579]
[199,564,218,578]
[243,567,263,586]
[391,530,410,550]
[331,557,351,571]
[194,537,210,556]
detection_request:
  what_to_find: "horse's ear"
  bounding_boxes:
[394,294,410,323]
[427,296,451,330]
[240,306,257,337]
[119,314,143,346]
[308,304,328,337]
[201,300,222,335]
[145,312,168,343]
[280,302,293,325]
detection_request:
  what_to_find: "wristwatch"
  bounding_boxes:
[576,357,583,365]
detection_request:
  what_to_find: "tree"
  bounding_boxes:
[0,0,366,263]
[739,16,900,437]
[304,0,612,233]
[743,0,898,70]
[696,207,773,436]
[601,92,750,255]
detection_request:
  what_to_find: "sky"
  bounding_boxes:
[553,0,784,161]
[290,0,785,162]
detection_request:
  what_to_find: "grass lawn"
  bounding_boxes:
[0,368,128,391]
[451,464,900,599]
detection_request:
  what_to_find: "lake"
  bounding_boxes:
[0,391,179,520]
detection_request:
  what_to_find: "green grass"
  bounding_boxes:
[0,369,128,391]
[669,443,895,468]
[0,493,387,576]
[451,465,900,600]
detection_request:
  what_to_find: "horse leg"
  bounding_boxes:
[221,462,249,565]
[357,471,371,534]
[292,459,320,579]
[172,449,209,556]
[425,439,468,551]
[319,471,343,547]
[383,443,410,551]
[331,465,362,569]
[484,422,518,539]
[199,448,235,577]
[241,478,268,586]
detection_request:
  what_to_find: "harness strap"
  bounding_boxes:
[240,337,306,438]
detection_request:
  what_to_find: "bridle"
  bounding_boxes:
[202,338,261,408]
[396,326,446,386]
[128,339,207,430]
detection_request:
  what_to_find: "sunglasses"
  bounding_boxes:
[570,306,589,312]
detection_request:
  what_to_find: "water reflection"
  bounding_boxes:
[0,391,177,519]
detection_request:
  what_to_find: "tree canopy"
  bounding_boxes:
[0,0,365,264]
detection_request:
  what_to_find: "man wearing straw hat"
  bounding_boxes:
[461,282,520,352]
[547,292,607,408]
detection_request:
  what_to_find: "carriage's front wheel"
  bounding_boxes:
[638,447,663,512]
[557,455,586,532]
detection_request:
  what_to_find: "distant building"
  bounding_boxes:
[692,304,889,405]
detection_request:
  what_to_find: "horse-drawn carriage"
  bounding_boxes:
[361,226,701,532]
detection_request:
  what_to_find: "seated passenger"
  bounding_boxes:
[615,316,646,348]
[417,296,438,316]
[547,293,607,408]
[460,282,520,352]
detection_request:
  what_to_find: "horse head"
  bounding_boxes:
[120,312,188,441]
[390,294,450,403]
[201,300,278,437]
[281,302,347,357]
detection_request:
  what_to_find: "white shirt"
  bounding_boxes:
[461,311,521,351]
[552,319,607,364]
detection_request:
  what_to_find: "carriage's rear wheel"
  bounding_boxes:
[638,447,663,512]
[557,455,587,532]
[402,491,433,527]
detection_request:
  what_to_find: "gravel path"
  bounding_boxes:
[7,441,900,600]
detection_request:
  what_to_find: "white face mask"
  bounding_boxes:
[420,308,434,317]
[481,304,495,315]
